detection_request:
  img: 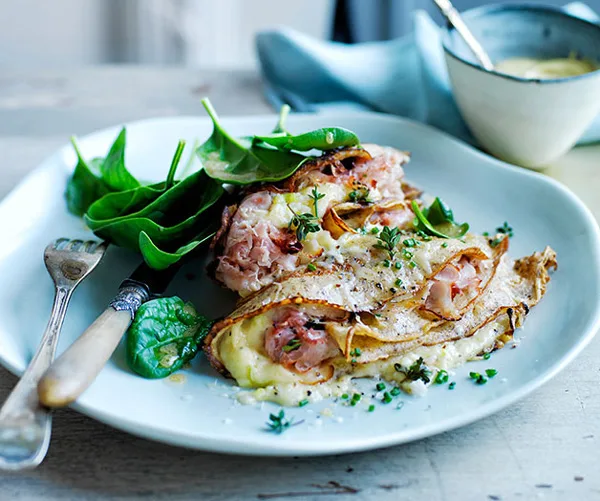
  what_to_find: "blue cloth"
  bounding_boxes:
[256,2,600,146]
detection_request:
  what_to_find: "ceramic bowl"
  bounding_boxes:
[442,4,600,168]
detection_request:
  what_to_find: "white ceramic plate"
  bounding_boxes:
[0,113,599,456]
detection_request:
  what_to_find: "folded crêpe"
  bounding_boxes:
[206,231,556,402]
[205,143,557,405]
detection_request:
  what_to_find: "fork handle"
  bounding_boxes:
[37,308,131,408]
[0,286,72,470]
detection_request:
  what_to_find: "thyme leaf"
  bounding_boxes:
[373,226,403,259]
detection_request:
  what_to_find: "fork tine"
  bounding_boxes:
[93,241,108,255]
[53,238,69,251]
[66,240,84,252]
[82,240,98,253]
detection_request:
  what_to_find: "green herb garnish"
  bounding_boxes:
[382,392,392,404]
[485,369,498,378]
[282,338,302,352]
[470,372,487,385]
[266,410,301,434]
[368,404,376,412]
[374,226,402,260]
[298,399,309,407]
[395,357,431,383]
[370,227,380,234]
[309,186,325,217]
[288,205,320,241]
[394,261,402,270]
[376,382,386,392]
[348,186,371,203]
[490,237,505,248]
[448,382,456,390]
[434,370,449,385]
[412,198,469,239]
[483,352,491,360]
[390,387,401,396]
[307,263,317,272]
[497,222,513,237]
[395,278,403,287]
[350,393,362,406]
[350,347,362,357]
[403,238,417,248]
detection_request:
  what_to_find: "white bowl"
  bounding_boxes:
[442,4,600,168]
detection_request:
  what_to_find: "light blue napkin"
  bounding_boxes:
[256,2,600,146]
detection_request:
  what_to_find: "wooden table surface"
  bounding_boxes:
[1,68,599,501]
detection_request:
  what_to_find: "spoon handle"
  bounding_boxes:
[433,0,494,71]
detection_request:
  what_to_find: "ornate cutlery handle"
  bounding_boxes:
[0,286,72,470]
[38,280,149,408]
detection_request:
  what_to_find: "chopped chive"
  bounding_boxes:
[409,261,417,268]
[370,227,380,234]
[341,393,349,399]
[469,372,481,380]
[441,242,448,248]
[382,392,392,404]
[390,387,401,396]
[351,358,357,364]
[403,238,417,248]
[376,382,386,391]
[485,369,498,378]
[476,376,488,385]
[483,352,491,360]
[368,404,376,412]
[298,399,309,407]
[448,381,456,390]
[307,263,317,272]
[395,278,403,287]
[402,249,413,259]
[434,370,449,385]
[483,231,490,237]
[383,259,391,268]
[351,393,361,403]
[350,347,362,357]
[394,261,402,269]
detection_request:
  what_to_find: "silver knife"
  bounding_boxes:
[37,262,178,408]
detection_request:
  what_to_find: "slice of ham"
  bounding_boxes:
[264,309,341,373]
[424,256,483,319]
[215,192,300,296]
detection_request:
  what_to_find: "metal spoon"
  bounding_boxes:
[433,0,494,71]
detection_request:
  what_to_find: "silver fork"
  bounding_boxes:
[0,238,107,470]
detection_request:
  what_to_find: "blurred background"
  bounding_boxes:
[1,0,596,68]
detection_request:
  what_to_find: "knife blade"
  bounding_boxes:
[37,261,180,408]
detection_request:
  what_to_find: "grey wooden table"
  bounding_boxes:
[0,68,598,501]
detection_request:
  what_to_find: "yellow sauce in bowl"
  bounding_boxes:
[496,54,597,79]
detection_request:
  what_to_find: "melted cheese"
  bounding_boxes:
[228,314,506,406]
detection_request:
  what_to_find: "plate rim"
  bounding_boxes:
[1,111,599,456]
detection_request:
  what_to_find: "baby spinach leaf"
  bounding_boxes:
[412,198,469,239]
[126,296,213,379]
[85,169,223,252]
[197,98,307,185]
[254,127,360,152]
[99,128,140,191]
[65,138,111,217]
[271,104,291,135]
[65,129,140,216]
[138,228,216,270]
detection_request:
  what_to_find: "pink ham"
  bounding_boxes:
[424,256,483,318]
[264,309,341,373]
[215,192,299,295]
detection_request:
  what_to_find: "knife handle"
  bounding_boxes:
[37,308,132,408]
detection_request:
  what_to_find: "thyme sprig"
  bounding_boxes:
[373,226,402,260]
[266,410,302,434]
[395,357,431,384]
[308,186,326,217]
[288,204,320,241]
